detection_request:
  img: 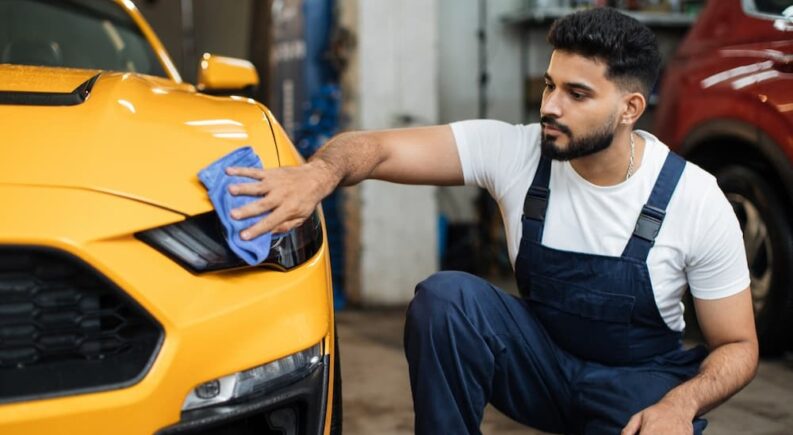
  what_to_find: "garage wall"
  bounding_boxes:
[343,0,527,304]
[352,0,440,305]
[438,0,524,124]
[436,0,525,229]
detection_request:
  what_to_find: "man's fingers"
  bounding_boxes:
[231,194,281,220]
[621,412,642,435]
[273,218,305,234]
[240,207,291,240]
[226,167,266,179]
[223,164,320,239]
[228,181,270,196]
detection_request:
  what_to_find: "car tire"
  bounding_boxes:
[717,165,793,356]
[329,327,343,435]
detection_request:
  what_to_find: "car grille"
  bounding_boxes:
[0,247,163,403]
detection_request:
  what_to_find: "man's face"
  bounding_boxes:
[540,50,623,161]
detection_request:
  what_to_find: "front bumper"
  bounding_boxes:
[0,185,336,434]
[159,355,329,435]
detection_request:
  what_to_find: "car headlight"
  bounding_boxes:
[136,210,323,273]
[181,343,324,412]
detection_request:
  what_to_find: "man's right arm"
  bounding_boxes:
[318,125,464,186]
[225,125,463,239]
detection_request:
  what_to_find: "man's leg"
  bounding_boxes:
[403,271,580,435]
[576,364,709,435]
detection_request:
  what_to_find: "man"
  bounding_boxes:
[226,8,758,435]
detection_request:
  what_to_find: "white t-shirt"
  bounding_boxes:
[452,120,750,331]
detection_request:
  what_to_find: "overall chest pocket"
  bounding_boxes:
[527,274,636,364]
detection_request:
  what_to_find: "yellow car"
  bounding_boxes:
[0,1,340,434]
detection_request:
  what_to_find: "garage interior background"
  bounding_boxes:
[135,0,702,307]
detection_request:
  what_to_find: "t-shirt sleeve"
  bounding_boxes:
[687,179,751,300]
[450,119,537,201]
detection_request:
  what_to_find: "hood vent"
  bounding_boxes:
[0,73,100,106]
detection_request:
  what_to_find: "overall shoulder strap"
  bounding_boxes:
[622,151,686,261]
[522,155,552,243]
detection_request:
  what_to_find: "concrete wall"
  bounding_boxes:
[438,0,524,124]
[342,0,529,304]
[436,0,525,226]
[352,0,440,305]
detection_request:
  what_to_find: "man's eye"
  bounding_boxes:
[544,83,555,91]
[571,92,585,100]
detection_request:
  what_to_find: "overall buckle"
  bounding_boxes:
[633,205,666,242]
[523,186,549,220]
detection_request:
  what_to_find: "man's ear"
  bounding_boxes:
[620,92,647,125]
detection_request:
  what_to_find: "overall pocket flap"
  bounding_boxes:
[528,275,635,324]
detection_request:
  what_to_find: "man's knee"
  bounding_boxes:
[412,271,481,309]
[406,271,487,331]
[405,272,489,358]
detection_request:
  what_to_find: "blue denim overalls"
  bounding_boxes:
[404,151,708,434]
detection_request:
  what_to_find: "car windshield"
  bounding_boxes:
[0,0,167,78]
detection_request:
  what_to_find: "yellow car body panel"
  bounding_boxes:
[0,0,337,434]
[0,66,281,215]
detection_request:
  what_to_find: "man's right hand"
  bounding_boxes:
[226,160,337,239]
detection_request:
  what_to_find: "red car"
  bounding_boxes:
[655,0,793,354]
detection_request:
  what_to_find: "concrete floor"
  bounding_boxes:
[337,307,793,434]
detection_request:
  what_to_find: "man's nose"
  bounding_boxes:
[540,90,562,119]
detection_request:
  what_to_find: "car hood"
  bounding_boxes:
[0,64,282,216]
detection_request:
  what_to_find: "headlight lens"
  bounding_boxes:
[136,210,323,273]
[182,343,324,412]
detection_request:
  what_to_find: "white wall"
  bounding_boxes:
[349,0,529,303]
[355,0,440,305]
[436,0,524,226]
[438,0,524,124]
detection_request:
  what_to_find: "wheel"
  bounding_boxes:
[717,165,793,356]
[329,327,343,435]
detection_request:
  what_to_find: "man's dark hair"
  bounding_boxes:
[547,7,661,97]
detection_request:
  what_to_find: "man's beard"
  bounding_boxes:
[540,115,618,161]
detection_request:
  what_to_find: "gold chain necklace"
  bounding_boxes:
[625,132,636,181]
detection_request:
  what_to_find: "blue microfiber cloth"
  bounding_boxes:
[198,146,272,265]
